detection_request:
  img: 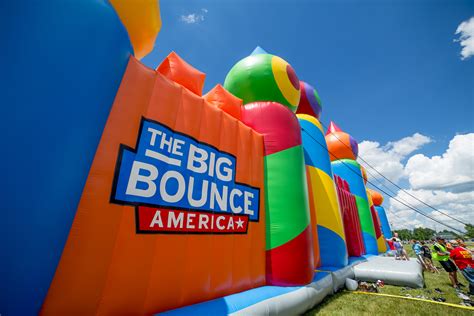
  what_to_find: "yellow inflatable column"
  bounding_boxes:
[110,0,162,59]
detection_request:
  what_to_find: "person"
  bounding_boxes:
[456,238,467,248]
[393,238,405,260]
[392,233,410,260]
[393,232,400,242]
[432,237,460,289]
[386,237,397,257]
[446,240,454,251]
[449,241,474,295]
[421,241,439,273]
[401,245,410,261]
[412,240,427,269]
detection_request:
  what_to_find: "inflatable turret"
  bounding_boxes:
[326,123,378,255]
[296,82,348,268]
[369,189,393,239]
[224,47,314,286]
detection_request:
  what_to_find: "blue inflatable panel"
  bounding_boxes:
[160,272,331,315]
[376,206,392,239]
[299,119,332,177]
[348,256,367,265]
[0,1,132,315]
[313,271,331,282]
[160,286,301,315]
[362,232,378,255]
[317,266,339,272]
[331,160,366,198]
[317,225,348,268]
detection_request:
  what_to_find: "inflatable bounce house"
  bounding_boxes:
[1,1,423,315]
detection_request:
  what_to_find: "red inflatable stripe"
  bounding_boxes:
[335,175,365,257]
[265,226,314,286]
[241,102,302,156]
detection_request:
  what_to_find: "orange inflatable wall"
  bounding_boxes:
[41,56,266,315]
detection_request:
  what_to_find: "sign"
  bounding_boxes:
[112,118,260,234]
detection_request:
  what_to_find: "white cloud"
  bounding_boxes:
[180,9,208,24]
[388,189,474,232]
[404,133,474,192]
[359,133,474,232]
[455,16,474,60]
[358,133,431,183]
[180,14,204,24]
[387,133,432,157]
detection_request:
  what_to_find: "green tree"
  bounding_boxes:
[465,224,474,238]
[394,229,413,241]
[438,229,461,239]
[412,227,436,241]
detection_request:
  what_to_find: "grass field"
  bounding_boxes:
[304,292,473,316]
[304,242,474,315]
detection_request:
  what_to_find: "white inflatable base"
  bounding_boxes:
[230,273,333,316]
[162,256,424,315]
[353,256,424,288]
[318,265,355,292]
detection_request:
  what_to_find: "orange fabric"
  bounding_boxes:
[203,84,242,120]
[306,167,321,268]
[41,56,266,315]
[326,131,356,161]
[157,51,206,96]
[368,189,384,206]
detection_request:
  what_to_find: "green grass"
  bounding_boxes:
[305,242,474,315]
[304,292,473,316]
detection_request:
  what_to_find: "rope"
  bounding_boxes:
[352,291,474,311]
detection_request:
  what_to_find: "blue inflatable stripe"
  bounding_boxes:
[299,119,333,177]
[317,266,341,272]
[362,232,378,255]
[160,273,330,315]
[348,256,366,265]
[375,206,392,239]
[0,1,132,315]
[317,225,348,268]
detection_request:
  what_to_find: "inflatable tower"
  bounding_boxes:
[224,48,314,285]
[369,189,393,239]
[367,189,388,253]
[326,122,378,255]
[334,175,365,257]
[296,82,348,268]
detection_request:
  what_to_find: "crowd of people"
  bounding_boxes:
[386,234,474,295]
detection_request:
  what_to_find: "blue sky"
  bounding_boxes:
[143,0,474,231]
